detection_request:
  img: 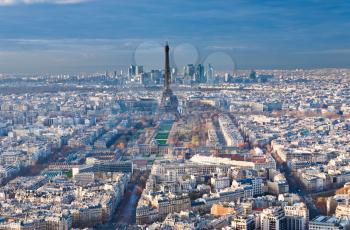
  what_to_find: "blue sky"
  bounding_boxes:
[0,0,349,74]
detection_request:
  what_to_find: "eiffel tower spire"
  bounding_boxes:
[164,42,171,90]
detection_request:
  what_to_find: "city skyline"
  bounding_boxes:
[2,2,350,227]
[0,0,350,73]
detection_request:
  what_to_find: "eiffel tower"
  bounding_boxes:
[158,42,180,121]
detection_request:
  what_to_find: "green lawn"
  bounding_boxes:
[155,132,169,140]
[157,139,167,145]
[155,121,173,145]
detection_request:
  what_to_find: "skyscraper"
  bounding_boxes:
[195,64,205,83]
[128,65,136,79]
[184,64,195,81]
[150,69,162,85]
[136,65,144,75]
[207,64,214,84]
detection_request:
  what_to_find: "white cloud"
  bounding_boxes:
[0,0,90,6]
[294,49,350,55]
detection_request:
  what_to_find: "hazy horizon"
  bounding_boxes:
[0,0,350,74]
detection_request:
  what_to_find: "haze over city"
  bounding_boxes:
[1,1,350,230]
